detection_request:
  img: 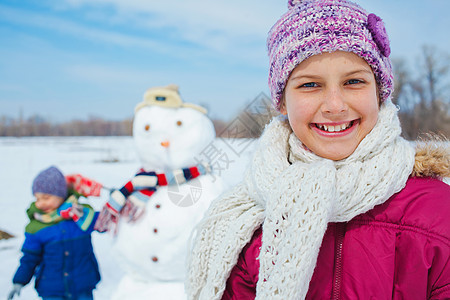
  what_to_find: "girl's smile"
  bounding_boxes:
[311,119,359,136]
[281,51,380,161]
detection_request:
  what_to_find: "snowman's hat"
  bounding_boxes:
[135,84,207,114]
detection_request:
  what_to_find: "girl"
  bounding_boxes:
[186,0,450,299]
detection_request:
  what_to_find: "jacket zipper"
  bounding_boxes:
[332,222,347,300]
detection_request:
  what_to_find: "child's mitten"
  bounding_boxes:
[7,283,23,300]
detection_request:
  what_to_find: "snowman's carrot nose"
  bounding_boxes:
[161,140,170,148]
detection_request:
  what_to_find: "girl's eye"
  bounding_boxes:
[176,120,182,127]
[300,82,318,88]
[346,79,364,85]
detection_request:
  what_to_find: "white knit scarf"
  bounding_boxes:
[186,101,415,300]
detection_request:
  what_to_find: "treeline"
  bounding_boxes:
[0,116,133,136]
[392,46,450,140]
[1,46,448,139]
[0,114,245,137]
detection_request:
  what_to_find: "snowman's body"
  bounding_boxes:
[111,85,223,299]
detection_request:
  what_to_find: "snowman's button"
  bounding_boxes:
[155,204,161,209]
[152,256,159,262]
[153,228,158,233]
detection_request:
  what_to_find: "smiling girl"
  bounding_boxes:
[186,0,450,299]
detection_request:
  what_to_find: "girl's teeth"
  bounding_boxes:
[317,122,351,132]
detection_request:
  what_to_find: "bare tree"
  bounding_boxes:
[391,57,411,109]
[218,93,279,138]
[393,45,450,139]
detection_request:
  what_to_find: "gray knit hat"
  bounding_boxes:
[32,166,67,199]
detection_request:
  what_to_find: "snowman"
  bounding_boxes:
[102,84,224,299]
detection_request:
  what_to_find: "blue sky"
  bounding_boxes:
[1,0,449,122]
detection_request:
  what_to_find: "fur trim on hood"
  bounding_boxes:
[412,141,449,179]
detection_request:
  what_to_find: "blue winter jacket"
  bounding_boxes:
[12,205,101,299]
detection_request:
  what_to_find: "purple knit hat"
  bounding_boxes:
[32,166,67,199]
[268,0,394,110]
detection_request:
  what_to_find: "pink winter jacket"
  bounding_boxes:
[222,177,450,299]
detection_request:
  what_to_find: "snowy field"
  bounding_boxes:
[0,136,255,300]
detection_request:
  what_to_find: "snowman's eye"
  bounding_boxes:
[176,120,183,127]
[144,124,150,131]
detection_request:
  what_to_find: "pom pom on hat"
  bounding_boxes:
[268,0,394,110]
[32,166,68,199]
[367,13,391,57]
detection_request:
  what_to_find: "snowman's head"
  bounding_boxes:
[133,85,215,171]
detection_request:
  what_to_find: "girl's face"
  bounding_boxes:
[281,51,379,161]
[35,192,64,213]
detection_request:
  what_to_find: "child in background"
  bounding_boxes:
[8,166,101,300]
[186,0,450,299]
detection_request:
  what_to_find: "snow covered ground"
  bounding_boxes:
[0,136,255,300]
